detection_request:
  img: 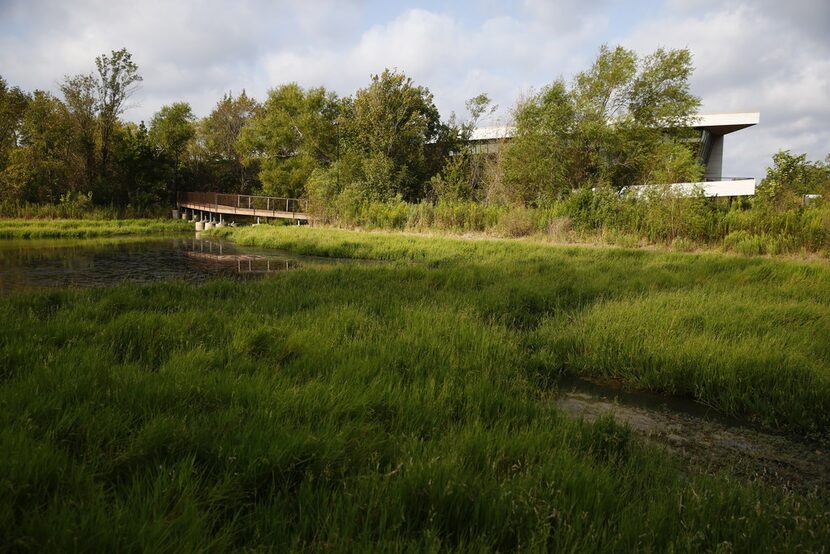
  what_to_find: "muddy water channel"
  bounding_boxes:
[557,376,830,493]
[0,236,357,293]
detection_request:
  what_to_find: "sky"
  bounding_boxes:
[1,0,828,178]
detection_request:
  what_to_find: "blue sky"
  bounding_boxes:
[2,0,828,178]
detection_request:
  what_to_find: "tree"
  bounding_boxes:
[757,150,830,211]
[4,91,74,202]
[201,91,259,191]
[149,102,195,158]
[628,48,699,128]
[0,76,30,181]
[641,141,704,186]
[502,81,576,204]
[429,93,497,201]
[237,83,340,197]
[113,122,168,207]
[149,102,196,199]
[502,44,701,204]
[345,69,441,201]
[60,73,97,190]
[577,45,700,188]
[95,48,143,178]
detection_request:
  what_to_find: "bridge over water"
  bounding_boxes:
[177,192,310,222]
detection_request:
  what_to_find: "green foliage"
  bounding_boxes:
[59,74,98,191]
[148,103,195,165]
[147,102,196,202]
[2,91,75,203]
[643,141,704,185]
[430,154,471,201]
[430,94,497,202]
[723,230,766,255]
[238,83,340,198]
[502,81,575,203]
[311,169,830,256]
[756,150,830,211]
[502,45,702,204]
[0,76,29,175]
[94,48,143,176]
[112,122,169,208]
[199,91,260,192]
[344,69,443,201]
[306,197,507,233]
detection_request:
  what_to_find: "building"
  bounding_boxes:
[469,112,760,197]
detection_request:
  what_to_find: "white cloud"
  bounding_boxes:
[621,2,830,176]
[0,0,365,118]
[1,0,827,177]
[261,7,600,126]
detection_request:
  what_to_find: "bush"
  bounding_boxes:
[723,230,765,255]
[545,216,572,241]
[305,183,829,257]
[671,237,694,252]
[433,201,503,232]
[496,206,537,237]
[602,229,641,248]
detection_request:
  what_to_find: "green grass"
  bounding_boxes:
[212,225,830,436]
[0,218,191,239]
[1,225,829,550]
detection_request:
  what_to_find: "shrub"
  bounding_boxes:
[304,182,829,256]
[496,206,537,237]
[671,237,694,252]
[545,216,572,241]
[723,230,765,255]
[602,229,641,248]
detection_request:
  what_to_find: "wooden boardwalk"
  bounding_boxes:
[177,192,309,221]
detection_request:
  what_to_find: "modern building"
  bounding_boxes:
[469,112,760,197]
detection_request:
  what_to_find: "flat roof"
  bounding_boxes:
[469,112,760,141]
[691,112,760,135]
[626,178,757,198]
[469,126,514,141]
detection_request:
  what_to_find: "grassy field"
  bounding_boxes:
[213,225,830,437]
[1,225,828,550]
[0,218,191,239]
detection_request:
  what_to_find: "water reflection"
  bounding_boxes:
[0,236,345,293]
[183,237,305,274]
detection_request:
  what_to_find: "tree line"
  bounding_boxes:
[1,45,827,218]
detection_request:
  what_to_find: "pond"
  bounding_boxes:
[0,235,353,293]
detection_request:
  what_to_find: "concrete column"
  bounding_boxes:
[705,135,724,181]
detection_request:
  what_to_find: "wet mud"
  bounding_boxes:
[556,376,830,493]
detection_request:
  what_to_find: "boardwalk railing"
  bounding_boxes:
[177,192,309,219]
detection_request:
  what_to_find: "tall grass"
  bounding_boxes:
[212,225,830,436]
[2,225,829,550]
[0,218,191,239]
[307,193,830,256]
[0,199,168,220]
[2,271,828,550]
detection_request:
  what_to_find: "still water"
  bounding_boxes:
[0,236,349,293]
